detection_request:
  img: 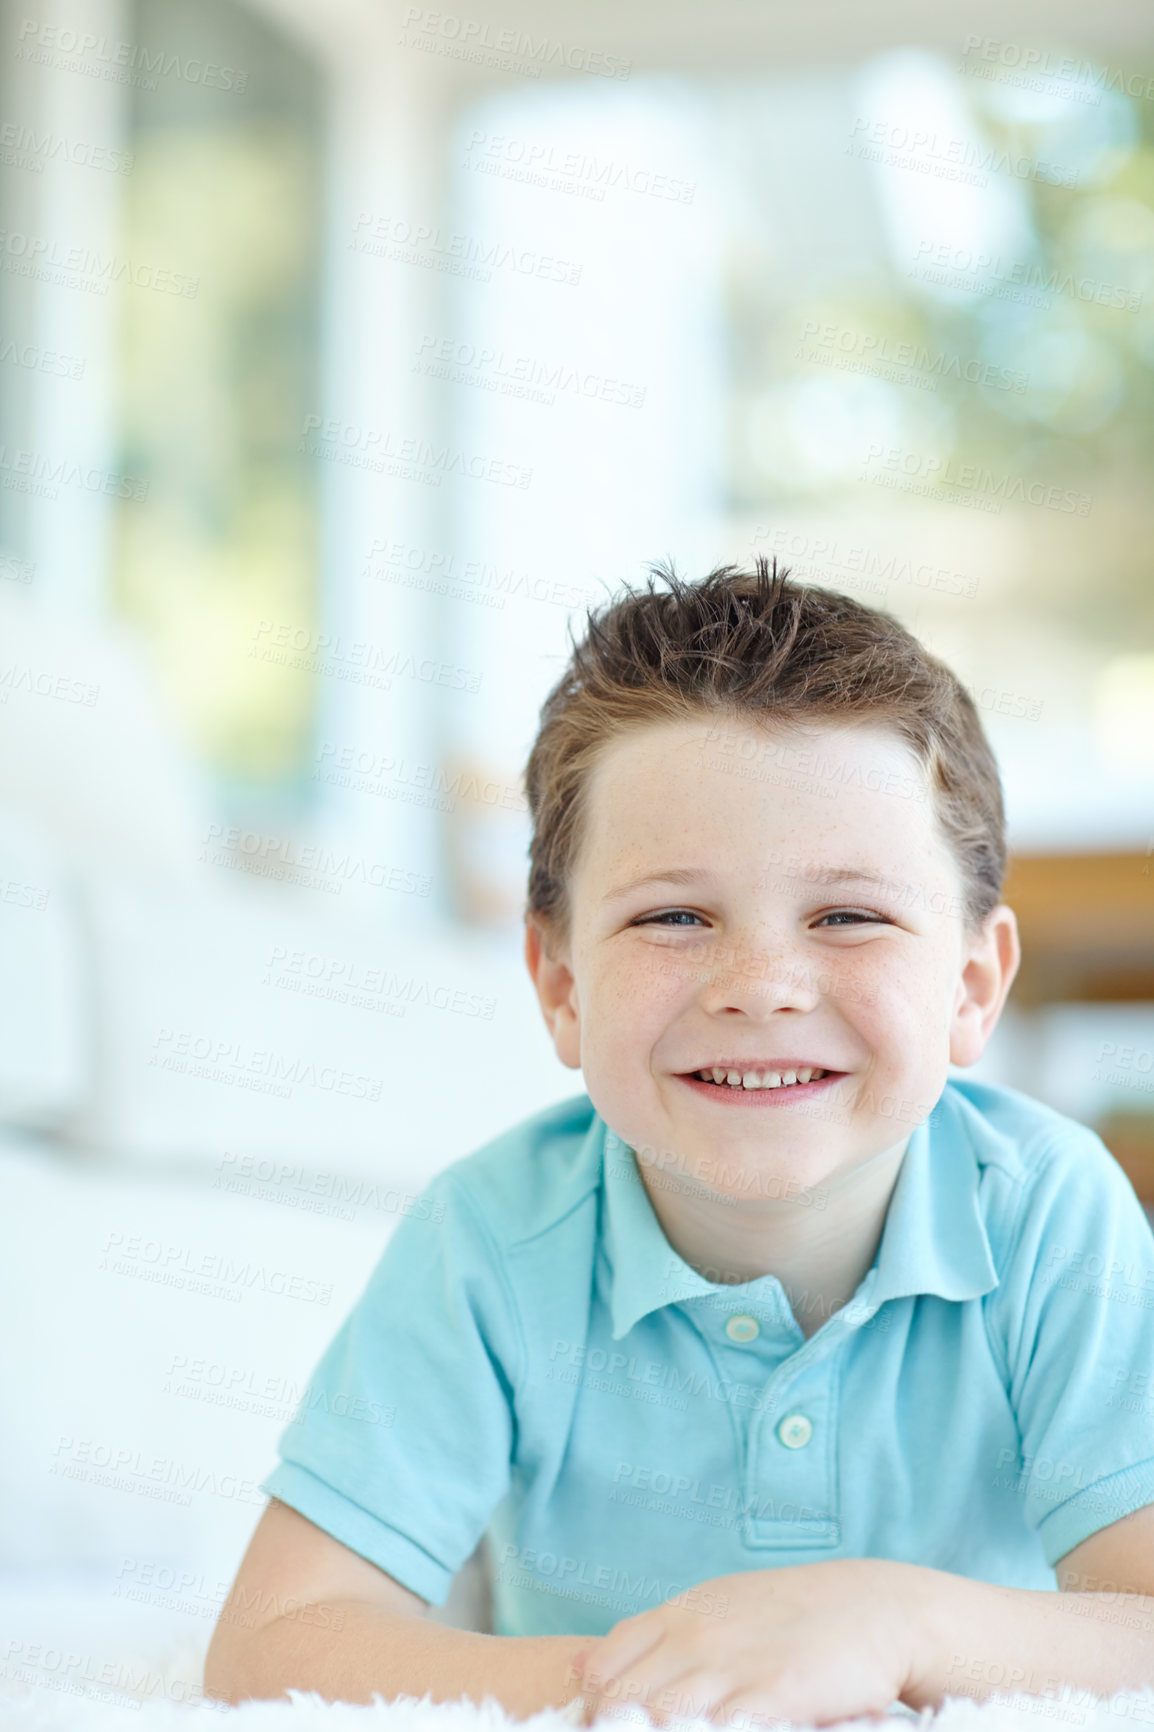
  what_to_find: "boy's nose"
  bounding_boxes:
[697,940,824,1015]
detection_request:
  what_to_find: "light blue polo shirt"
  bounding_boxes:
[262,1077,1154,1636]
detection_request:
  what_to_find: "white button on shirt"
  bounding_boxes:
[778,1413,814,1449]
[724,1313,761,1343]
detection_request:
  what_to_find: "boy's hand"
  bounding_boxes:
[571,1559,927,1728]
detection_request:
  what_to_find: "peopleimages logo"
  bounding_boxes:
[907,238,1140,312]
[796,320,1027,393]
[0,336,85,378]
[148,1026,385,1102]
[198,823,432,899]
[846,116,1078,188]
[860,443,1093,516]
[0,122,134,175]
[299,412,532,490]
[15,17,248,91]
[413,334,647,408]
[0,226,198,297]
[350,211,582,288]
[463,130,695,203]
[397,8,631,80]
[959,35,1154,104]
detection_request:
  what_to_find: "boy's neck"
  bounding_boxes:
[635,1133,912,1342]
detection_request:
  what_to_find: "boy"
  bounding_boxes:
[206,559,1154,1725]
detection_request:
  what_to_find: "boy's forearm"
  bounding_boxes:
[205,1599,589,1717]
[904,1566,1154,1707]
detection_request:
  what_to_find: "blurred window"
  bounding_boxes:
[723,48,1152,524]
[114,0,325,807]
[440,48,1154,922]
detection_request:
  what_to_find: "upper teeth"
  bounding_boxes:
[696,1067,827,1089]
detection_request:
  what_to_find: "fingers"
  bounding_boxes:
[651,1670,747,1727]
[712,1689,796,1732]
[579,1613,667,1716]
[587,1670,777,1730]
[584,1661,731,1728]
[716,1672,896,1732]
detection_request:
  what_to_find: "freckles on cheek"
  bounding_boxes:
[865,967,952,1070]
[819,955,892,1020]
[618,946,692,1011]
[587,971,650,1046]
[588,954,686,1079]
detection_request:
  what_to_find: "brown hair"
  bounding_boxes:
[523,556,1007,948]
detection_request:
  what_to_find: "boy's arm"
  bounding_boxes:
[204,1500,590,1716]
[575,1552,1154,1730]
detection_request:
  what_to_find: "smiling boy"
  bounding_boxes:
[206,560,1154,1724]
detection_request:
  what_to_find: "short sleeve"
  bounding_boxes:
[987,1131,1154,1568]
[261,1169,522,1605]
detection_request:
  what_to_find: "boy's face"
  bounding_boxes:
[526,713,1019,1202]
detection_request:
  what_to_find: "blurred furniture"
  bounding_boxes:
[0,594,554,1653]
[1004,852,1154,1008]
[1004,851,1154,1202]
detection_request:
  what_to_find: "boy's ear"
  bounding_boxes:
[524,916,582,1070]
[949,904,1021,1068]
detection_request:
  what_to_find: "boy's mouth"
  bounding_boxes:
[693,1063,829,1088]
[676,1065,845,1104]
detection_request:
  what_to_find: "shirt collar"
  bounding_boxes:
[600,1085,999,1342]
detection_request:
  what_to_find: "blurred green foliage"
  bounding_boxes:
[724,48,1154,643]
[114,0,323,797]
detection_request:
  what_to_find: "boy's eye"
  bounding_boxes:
[633,909,706,928]
[815,910,892,927]
[632,908,891,929]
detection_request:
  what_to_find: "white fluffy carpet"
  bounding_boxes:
[3,1632,1154,1732]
